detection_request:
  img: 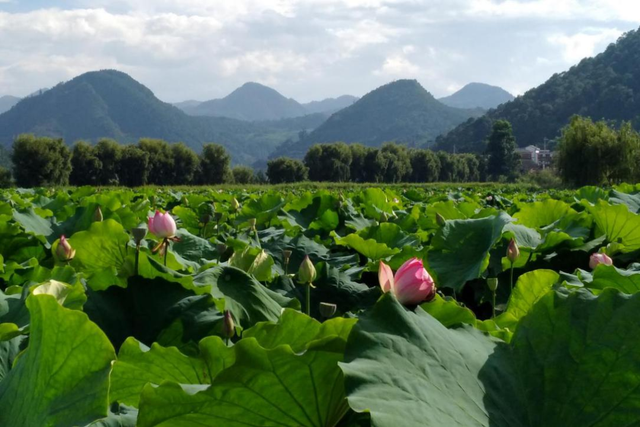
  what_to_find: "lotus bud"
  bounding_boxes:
[487,278,498,292]
[507,239,520,263]
[223,310,235,339]
[231,198,240,211]
[131,227,147,245]
[216,243,228,255]
[181,196,189,207]
[248,218,257,230]
[589,252,613,270]
[283,249,292,262]
[93,205,103,222]
[319,302,337,318]
[435,213,446,227]
[378,261,394,293]
[392,258,436,305]
[298,255,317,285]
[56,235,76,262]
[148,210,177,239]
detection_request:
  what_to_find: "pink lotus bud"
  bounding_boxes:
[392,258,436,305]
[223,310,235,339]
[589,252,613,270]
[56,235,76,261]
[148,210,177,239]
[507,238,520,263]
[378,261,394,293]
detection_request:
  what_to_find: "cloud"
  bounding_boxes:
[548,28,623,63]
[374,54,420,76]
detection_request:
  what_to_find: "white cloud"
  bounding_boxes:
[374,54,420,76]
[548,28,623,63]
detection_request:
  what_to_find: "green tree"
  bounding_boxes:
[138,139,174,185]
[409,149,440,182]
[485,120,520,181]
[0,167,12,188]
[95,139,122,185]
[267,157,308,183]
[363,148,387,183]
[199,143,232,185]
[380,143,412,183]
[232,166,255,184]
[304,142,352,182]
[119,145,150,187]
[349,144,372,183]
[556,116,639,186]
[12,134,72,187]
[460,153,481,182]
[171,142,199,185]
[437,151,454,182]
[70,141,101,186]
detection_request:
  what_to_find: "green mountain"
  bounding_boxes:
[185,82,308,121]
[436,29,640,152]
[0,70,318,164]
[438,83,514,110]
[303,95,358,114]
[0,95,20,115]
[273,79,481,158]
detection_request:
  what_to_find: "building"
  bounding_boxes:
[516,145,554,171]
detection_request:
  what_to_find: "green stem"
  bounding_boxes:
[510,263,514,291]
[225,337,229,346]
[284,260,289,275]
[135,246,140,276]
[492,290,496,319]
[306,283,311,316]
[163,239,168,267]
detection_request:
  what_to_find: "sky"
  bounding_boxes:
[0,0,639,103]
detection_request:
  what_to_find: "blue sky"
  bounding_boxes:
[0,0,638,102]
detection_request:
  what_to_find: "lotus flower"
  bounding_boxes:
[298,255,317,284]
[590,252,613,270]
[378,258,436,305]
[56,235,76,262]
[148,210,177,239]
[507,238,520,263]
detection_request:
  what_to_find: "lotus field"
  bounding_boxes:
[3,184,640,426]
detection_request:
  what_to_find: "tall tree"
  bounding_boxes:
[199,143,232,185]
[409,149,440,182]
[380,143,412,183]
[138,139,174,185]
[267,157,308,184]
[171,142,199,185]
[349,144,372,183]
[305,142,352,182]
[94,139,122,185]
[12,134,72,187]
[119,145,150,187]
[232,166,255,184]
[485,120,520,181]
[70,141,101,186]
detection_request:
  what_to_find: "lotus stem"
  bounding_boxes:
[510,263,514,291]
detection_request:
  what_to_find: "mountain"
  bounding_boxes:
[273,79,482,158]
[0,96,20,114]
[173,100,202,111]
[438,83,514,110]
[303,95,359,114]
[184,82,308,121]
[0,70,319,164]
[436,29,640,152]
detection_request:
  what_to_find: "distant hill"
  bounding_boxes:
[0,70,320,164]
[184,82,308,121]
[436,29,640,152]
[173,100,202,111]
[272,79,481,158]
[303,95,358,114]
[0,96,20,114]
[438,83,514,110]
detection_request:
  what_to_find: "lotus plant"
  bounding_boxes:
[148,210,179,266]
[507,238,519,290]
[378,258,436,306]
[590,252,613,270]
[56,235,76,262]
[298,255,317,315]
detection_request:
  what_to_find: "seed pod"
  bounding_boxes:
[319,302,337,318]
[93,205,103,222]
[131,227,148,246]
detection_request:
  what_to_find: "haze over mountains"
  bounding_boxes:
[0,96,20,115]
[438,83,514,110]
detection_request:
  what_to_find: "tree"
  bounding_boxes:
[267,157,308,184]
[12,134,72,187]
[171,142,199,185]
[409,149,440,182]
[363,149,388,183]
[119,145,150,187]
[138,139,174,185]
[304,142,352,182]
[556,116,639,186]
[437,151,455,182]
[232,166,255,184]
[199,143,232,185]
[70,141,101,186]
[95,139,122,185]
[349,144,372,183]
[485,120,520,181]
[0,167,12,188]
[380,143,412,183]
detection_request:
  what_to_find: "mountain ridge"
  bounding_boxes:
[438,83,514,110]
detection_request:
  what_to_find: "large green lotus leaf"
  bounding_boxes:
[229,246,275,282]
[574,186,609,204]
[359,188,394,221]
[493,269,559,332]
[589,201,640,252]
[110,336,234,407]
[87,403,138,427]
[336,223,419,260]
[84,276,224,350]
[512,288,640,426]
[0,335,25,381]
[0,295,115,427]
[427,213,511,291]
[170,228,217,269]
[12,208,55,246]
[137,336,350,427]
[502,223,542,249]
[340,293,523,427]
[609,189,640,213]
[239,192,286,225]
[342,288,640,426]
[586,264,640,293]
[285,193,339,231]
[513,199,573,229]
[68,219,131,290]
[420,294,477,328]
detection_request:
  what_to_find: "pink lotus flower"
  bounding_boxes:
[378,258,436,305]
[589,252,613,270]
[56,235,76,261]
[148,210,177,239]
[507,238,520,263]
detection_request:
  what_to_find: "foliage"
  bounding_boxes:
[486,120,520,181]
[231,165,255,184]
[199,143,232,185]
[267,157,309,183]
[11,134,72,187]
